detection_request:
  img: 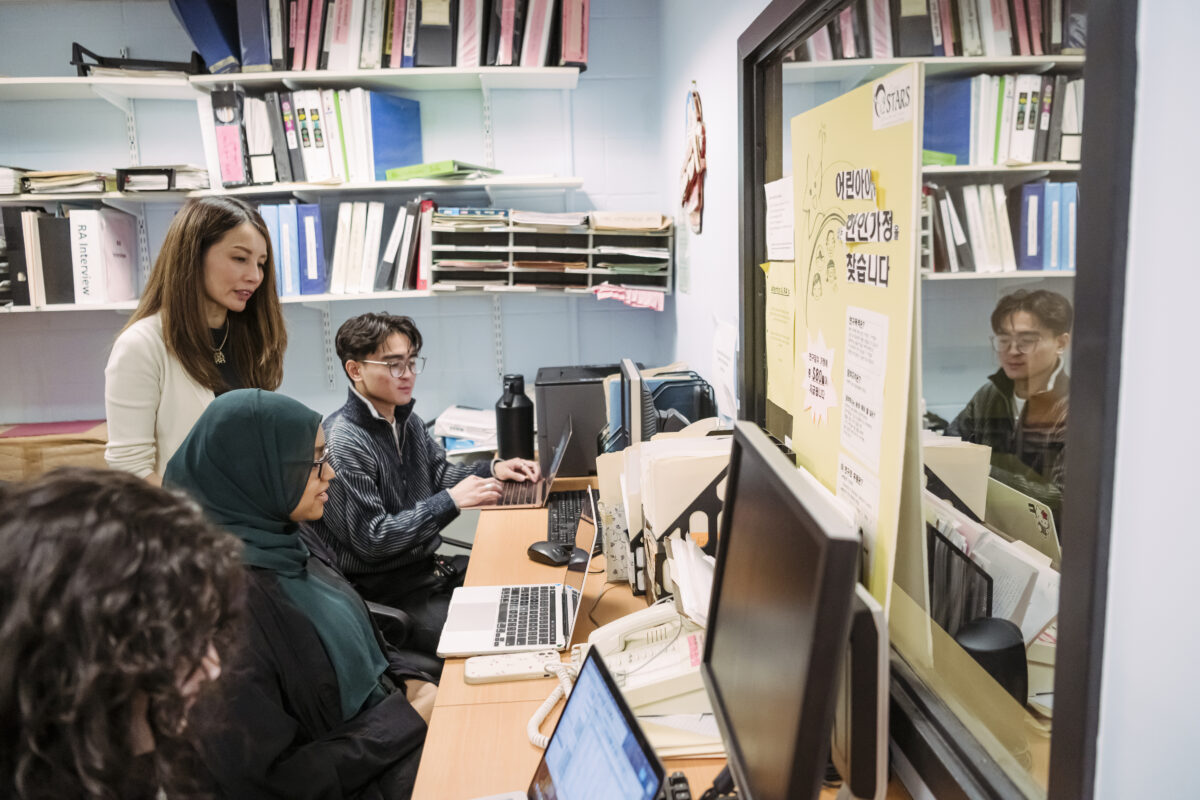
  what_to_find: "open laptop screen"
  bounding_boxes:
[527,650,662,800]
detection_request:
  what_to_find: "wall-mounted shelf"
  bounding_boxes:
[923,162,1080,175]
[0,76,196,102]
[190,66,580,92]
[782,55,1086,87]
[922,270,1076,281]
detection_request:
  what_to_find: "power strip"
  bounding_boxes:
[463,650,562,684]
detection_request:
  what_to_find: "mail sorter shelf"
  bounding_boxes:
[429,221,675,294]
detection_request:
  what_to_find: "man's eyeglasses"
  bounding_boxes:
[989,334,1046,355]
[312,454,331,480]
[360,356,426,378]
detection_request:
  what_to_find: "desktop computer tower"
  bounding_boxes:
[535,364,626,477]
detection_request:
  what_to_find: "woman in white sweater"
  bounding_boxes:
[105,197,287,481]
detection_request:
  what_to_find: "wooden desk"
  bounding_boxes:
[412,492,911,800]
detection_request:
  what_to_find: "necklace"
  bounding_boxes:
[212,322,230,365]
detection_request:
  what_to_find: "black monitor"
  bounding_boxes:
[619,357,658,446]
[701,422,860,800]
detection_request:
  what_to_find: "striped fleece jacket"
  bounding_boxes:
[303,389,493,576]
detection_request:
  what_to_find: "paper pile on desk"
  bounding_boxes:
[433,405,497,452]
[922,430,992,518]
[639,713,725,759]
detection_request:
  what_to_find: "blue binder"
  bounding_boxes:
[1060,182,1078,272]
[367,92,423,181]
[277,203,302,298]
[258,204,282,295]
[168,0,240,74]
[923,79,973,165]
[297,204,328,294]
[236,0,272,71]
[1018,182,1045,270]
[1042,182,1062,271]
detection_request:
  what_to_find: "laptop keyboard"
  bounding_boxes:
[500,478,539,506]
[494,585,558,647]
[546,489,588,544]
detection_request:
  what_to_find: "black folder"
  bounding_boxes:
[893,0,935,56]
[415,0,458,66]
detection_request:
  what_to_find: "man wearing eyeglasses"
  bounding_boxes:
[947,289,1072,516]
[303,312,540,663]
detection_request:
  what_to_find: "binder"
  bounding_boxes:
[959,184,995,272]
[520,0,555,66]
[1018,181,1045,270]
[295,89,333,183]
[328,201,354,294]
[416,198,434,290]
[345,201,368,293]
[926,185,953,272]
[360,0,387,69]
[978,0,1014,56]
[402,0,419,66]
[977,182,1004,273]
[457,0,485,66]
[358,200,386,292]
[929,0,946,56]
[243,97,279,184]
[319,0,337,68]
[1042,181,1061,270]
[991,183,1018,272]
[263,91,294,183]
[321,89,349,182]
[388,0,410,67]
[393,199,422,289]
[488,0,527,65]
[169,0,240,73]
[375,206,409,291]
[955,0,985,56]
[278,203,302,297]
[558,0,589,66]
[1008,74,1040,164]
[1044,74,1068,161]
[895,0,935,56]
[305,0,327,71]
[290,0,310,70]
[366,92,422,180]
[1,207,31,306]
[994,74,1015,165]
[416,0,457,66]
[37,216,74,306]
[210,88,250,188]
[279,92,307,183]
[1059,78,1083,162]
[1009,0,1032,54]
[298,204,328,294]
[258,203,283,294]
[1060,181,1077,272]
[943,186,975,270]
[1032,75,1054,162]
[923,79,972,165]
[329,0,368,70]
[935,0,955,57]
[237,0,274,71]
[836,7,859,58]
[268,0,287,68]
[1046,0,1063,53]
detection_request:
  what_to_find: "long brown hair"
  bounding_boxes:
[127,197,287,392]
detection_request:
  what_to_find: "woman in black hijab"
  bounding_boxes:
[165,389,434,800]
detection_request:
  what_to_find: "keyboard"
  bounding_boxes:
[546,489,588,545]
[494,585,558,648]
[499,478,540,506]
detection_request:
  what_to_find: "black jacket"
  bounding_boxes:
[947,367,1069,515]
[190,556,430,800]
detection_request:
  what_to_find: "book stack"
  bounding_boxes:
[0,206,139,307]
[0,166,27,195]
[797,0,1087,61]
[209,87,422,188]
[925,180,1078,274]
[171,0,590,73]
[924,74,1084,167]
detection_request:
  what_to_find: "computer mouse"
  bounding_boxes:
[527,541,571,566]
[566,546,590,572]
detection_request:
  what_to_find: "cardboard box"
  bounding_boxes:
[0,421,108,482]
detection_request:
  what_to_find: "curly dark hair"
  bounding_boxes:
[335,312,423,383]
[0,468,244,800]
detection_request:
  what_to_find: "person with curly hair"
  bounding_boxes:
[0,467,244,800]
[165,389,434,800]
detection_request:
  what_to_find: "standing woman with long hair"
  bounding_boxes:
[105,197,287,482]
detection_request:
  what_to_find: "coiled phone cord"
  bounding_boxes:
[527,662,579,748]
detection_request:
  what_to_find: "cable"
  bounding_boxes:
[698,766,736,800]
[586,583,618,626]
[527,662,578,748]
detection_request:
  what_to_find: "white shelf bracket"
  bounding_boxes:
[301,301,339,391]
[491,294,505,382]
[481,85,496,169]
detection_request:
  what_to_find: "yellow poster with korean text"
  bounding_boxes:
[789,64,921,611]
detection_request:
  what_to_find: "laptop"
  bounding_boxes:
[437,508,599,657]
[471,648,665,800]
[482,418,573,509]
[984,477,1062,568]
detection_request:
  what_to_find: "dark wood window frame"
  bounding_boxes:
[736,1,1137,796]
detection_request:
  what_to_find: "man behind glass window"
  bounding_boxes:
[948,289,1072,516]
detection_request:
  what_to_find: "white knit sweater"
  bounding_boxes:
[104,314,214,478]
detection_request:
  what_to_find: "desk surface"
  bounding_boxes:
[411,484,912,800]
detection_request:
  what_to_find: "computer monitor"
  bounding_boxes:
[701,422,860,800]
[830,584,889,800]
[619,357,658,447]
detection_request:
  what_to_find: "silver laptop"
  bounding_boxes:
[985,477,1062,568]
[437,506,598,657]
[481,418,573,509]
[472,648,665,800]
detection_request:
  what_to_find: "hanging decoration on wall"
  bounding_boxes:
[680,83,707,234]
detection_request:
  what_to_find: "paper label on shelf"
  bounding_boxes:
[304,216,318,280]
[764,175,795,261]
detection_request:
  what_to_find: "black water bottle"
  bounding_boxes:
[495,374,534,460]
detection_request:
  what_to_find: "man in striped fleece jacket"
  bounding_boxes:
[303,312,540,657]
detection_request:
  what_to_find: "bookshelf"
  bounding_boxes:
[922,163,1079,175]
[922,270,1075,281]
[781,55,1085,86]
[189,66,580,92]
[0,76,196,102]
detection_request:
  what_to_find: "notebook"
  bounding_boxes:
[482,417,573,509]
[436,506,598,657]
[470,648,664,800]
